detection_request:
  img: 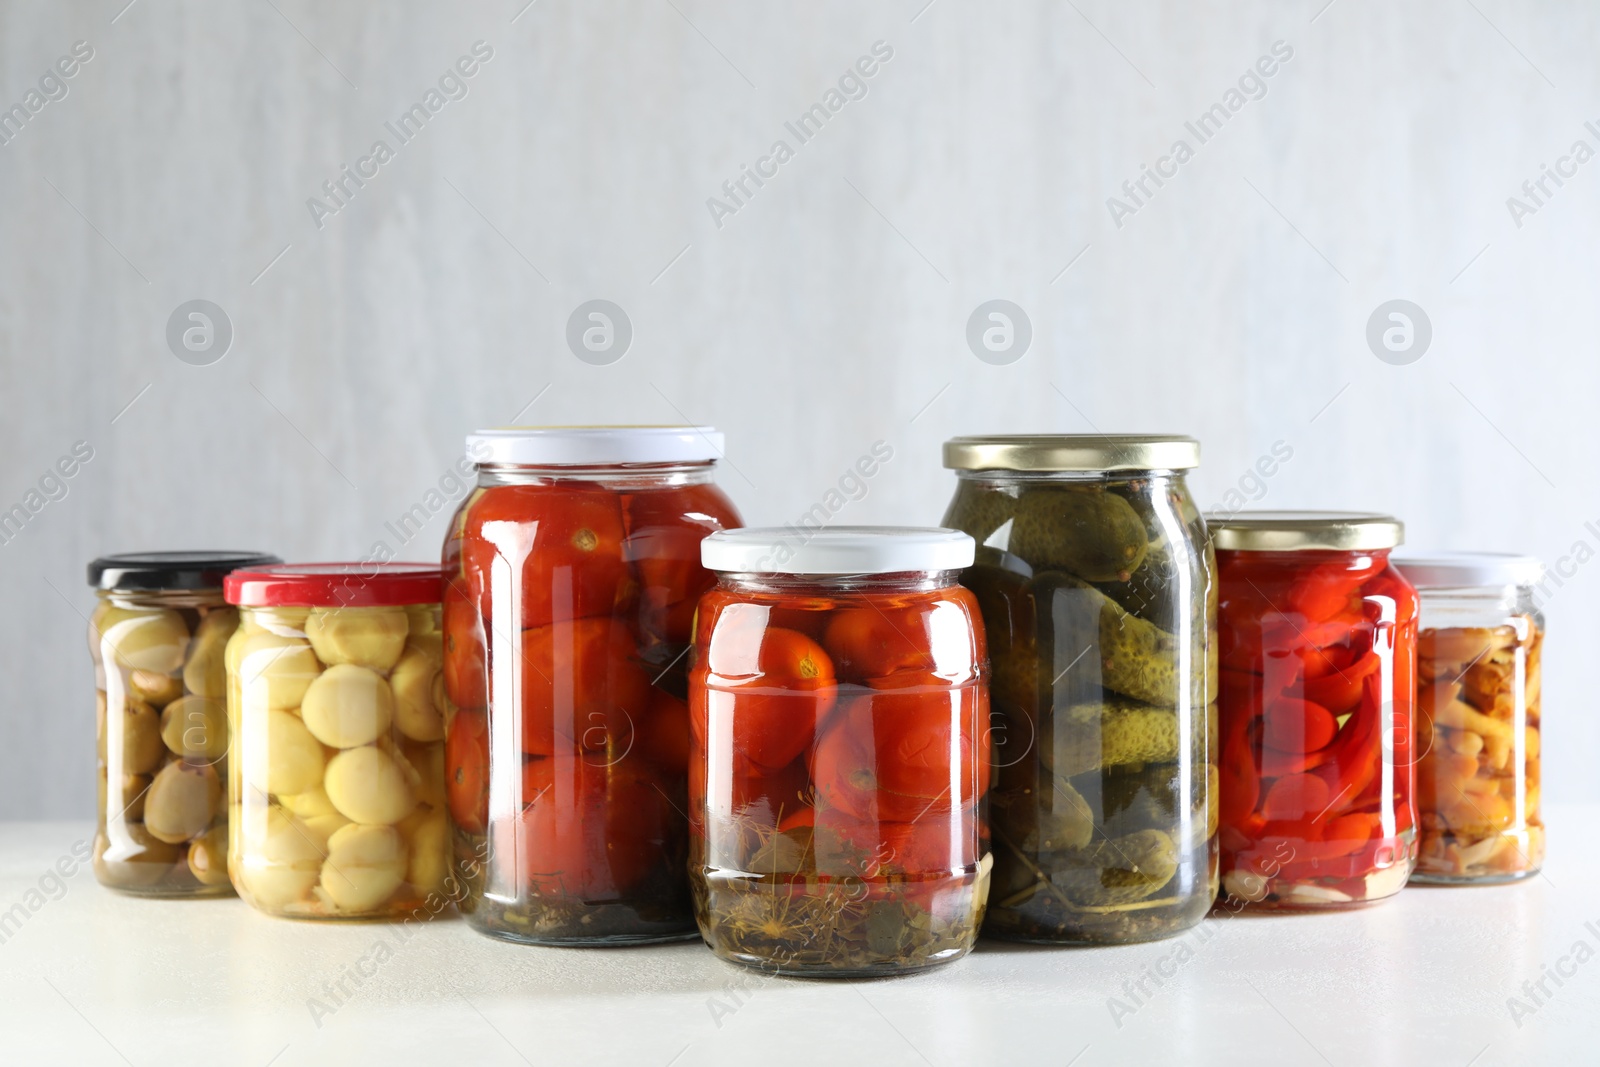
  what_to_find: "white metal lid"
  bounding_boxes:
[465,425,725,466]
[1394,552,1544,589]
[701,526,975,575]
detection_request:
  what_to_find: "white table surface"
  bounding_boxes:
[0,809,1592,1067]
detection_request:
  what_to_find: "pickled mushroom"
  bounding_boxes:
[129,669,183,708]
[389,636,444,742]
[117,699,166,776]
[159,695,229,761]
[305,607,409,673]
[244,709,326,796]
[300,664,395,748]
[143,760,222,844]
[405,809,450,896]
[187,826,231,887]
[183,607,239,698]
[323,746,416,825]
[97,608,190,673]
[234,631,322,710]
[320,823,407,911]
[237,808,325,908]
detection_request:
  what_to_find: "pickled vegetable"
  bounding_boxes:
[227,598,449,920]
[944,468,1215,944]
[691,576,989,976]
[1216,546,1418,908]
[1414,621,1543,880]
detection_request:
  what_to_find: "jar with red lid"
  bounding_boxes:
[1212,512,1418,909]
[689,527,990,976]
[223,562,450,920]
[441,426,743,945]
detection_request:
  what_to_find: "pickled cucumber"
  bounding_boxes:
[1050,829,1178,906]
[1031,572,1180,707]
[942,484,1018,545]
[1041,699,1181,778]
[1007,488,1149,582]
[993,774,1094,854]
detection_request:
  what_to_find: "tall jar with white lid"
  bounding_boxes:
[1396,553,1545,884]
[441,426,743,945]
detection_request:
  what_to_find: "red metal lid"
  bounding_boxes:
[224,562,443,608]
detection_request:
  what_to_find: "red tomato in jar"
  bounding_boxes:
[460,485,629,629]
[705,625,837,772]
[442,578,488,709]
[729,753,811,825]
[635,688,690,773]
[519,617,649,756]
[811,686,986,823]
[445,708,490,834]
[623,484,741,646]
[497,758,674,899]
[821,607,933,682]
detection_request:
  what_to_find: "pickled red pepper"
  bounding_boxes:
[1213,513,1418,909]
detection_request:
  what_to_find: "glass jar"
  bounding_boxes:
[1212,513,1418,909]
[222,562,449,920]
[689,527,989,976]
[441,426,743,945]
[1395,553,1545,884]
[942,435,1216,945]
[87,551,280,896]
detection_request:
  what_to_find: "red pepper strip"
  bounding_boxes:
[1259,773,1332,821]
[1219,697,1261,830]
[1302,651,1380,715]
[1313,677,1382,803]
[1262,696,1339,753]
[1362,566,1417,626]
[1258,736,1338,777]
[1287,559,1381,623]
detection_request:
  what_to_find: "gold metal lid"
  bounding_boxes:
[1209,511,1405,552]
[942,434,1200,472]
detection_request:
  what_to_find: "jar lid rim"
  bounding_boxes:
[702,526,974,575]
[1394,551,1544,588]
[88,551,282,591]
[944,434,1199,471]
[224,562,442,607]
[1208,510,1404,551]
[466,425,724,466]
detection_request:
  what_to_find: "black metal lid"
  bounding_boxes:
[88,551,283,591]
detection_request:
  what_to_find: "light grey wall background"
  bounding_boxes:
[1,1,1595,818]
